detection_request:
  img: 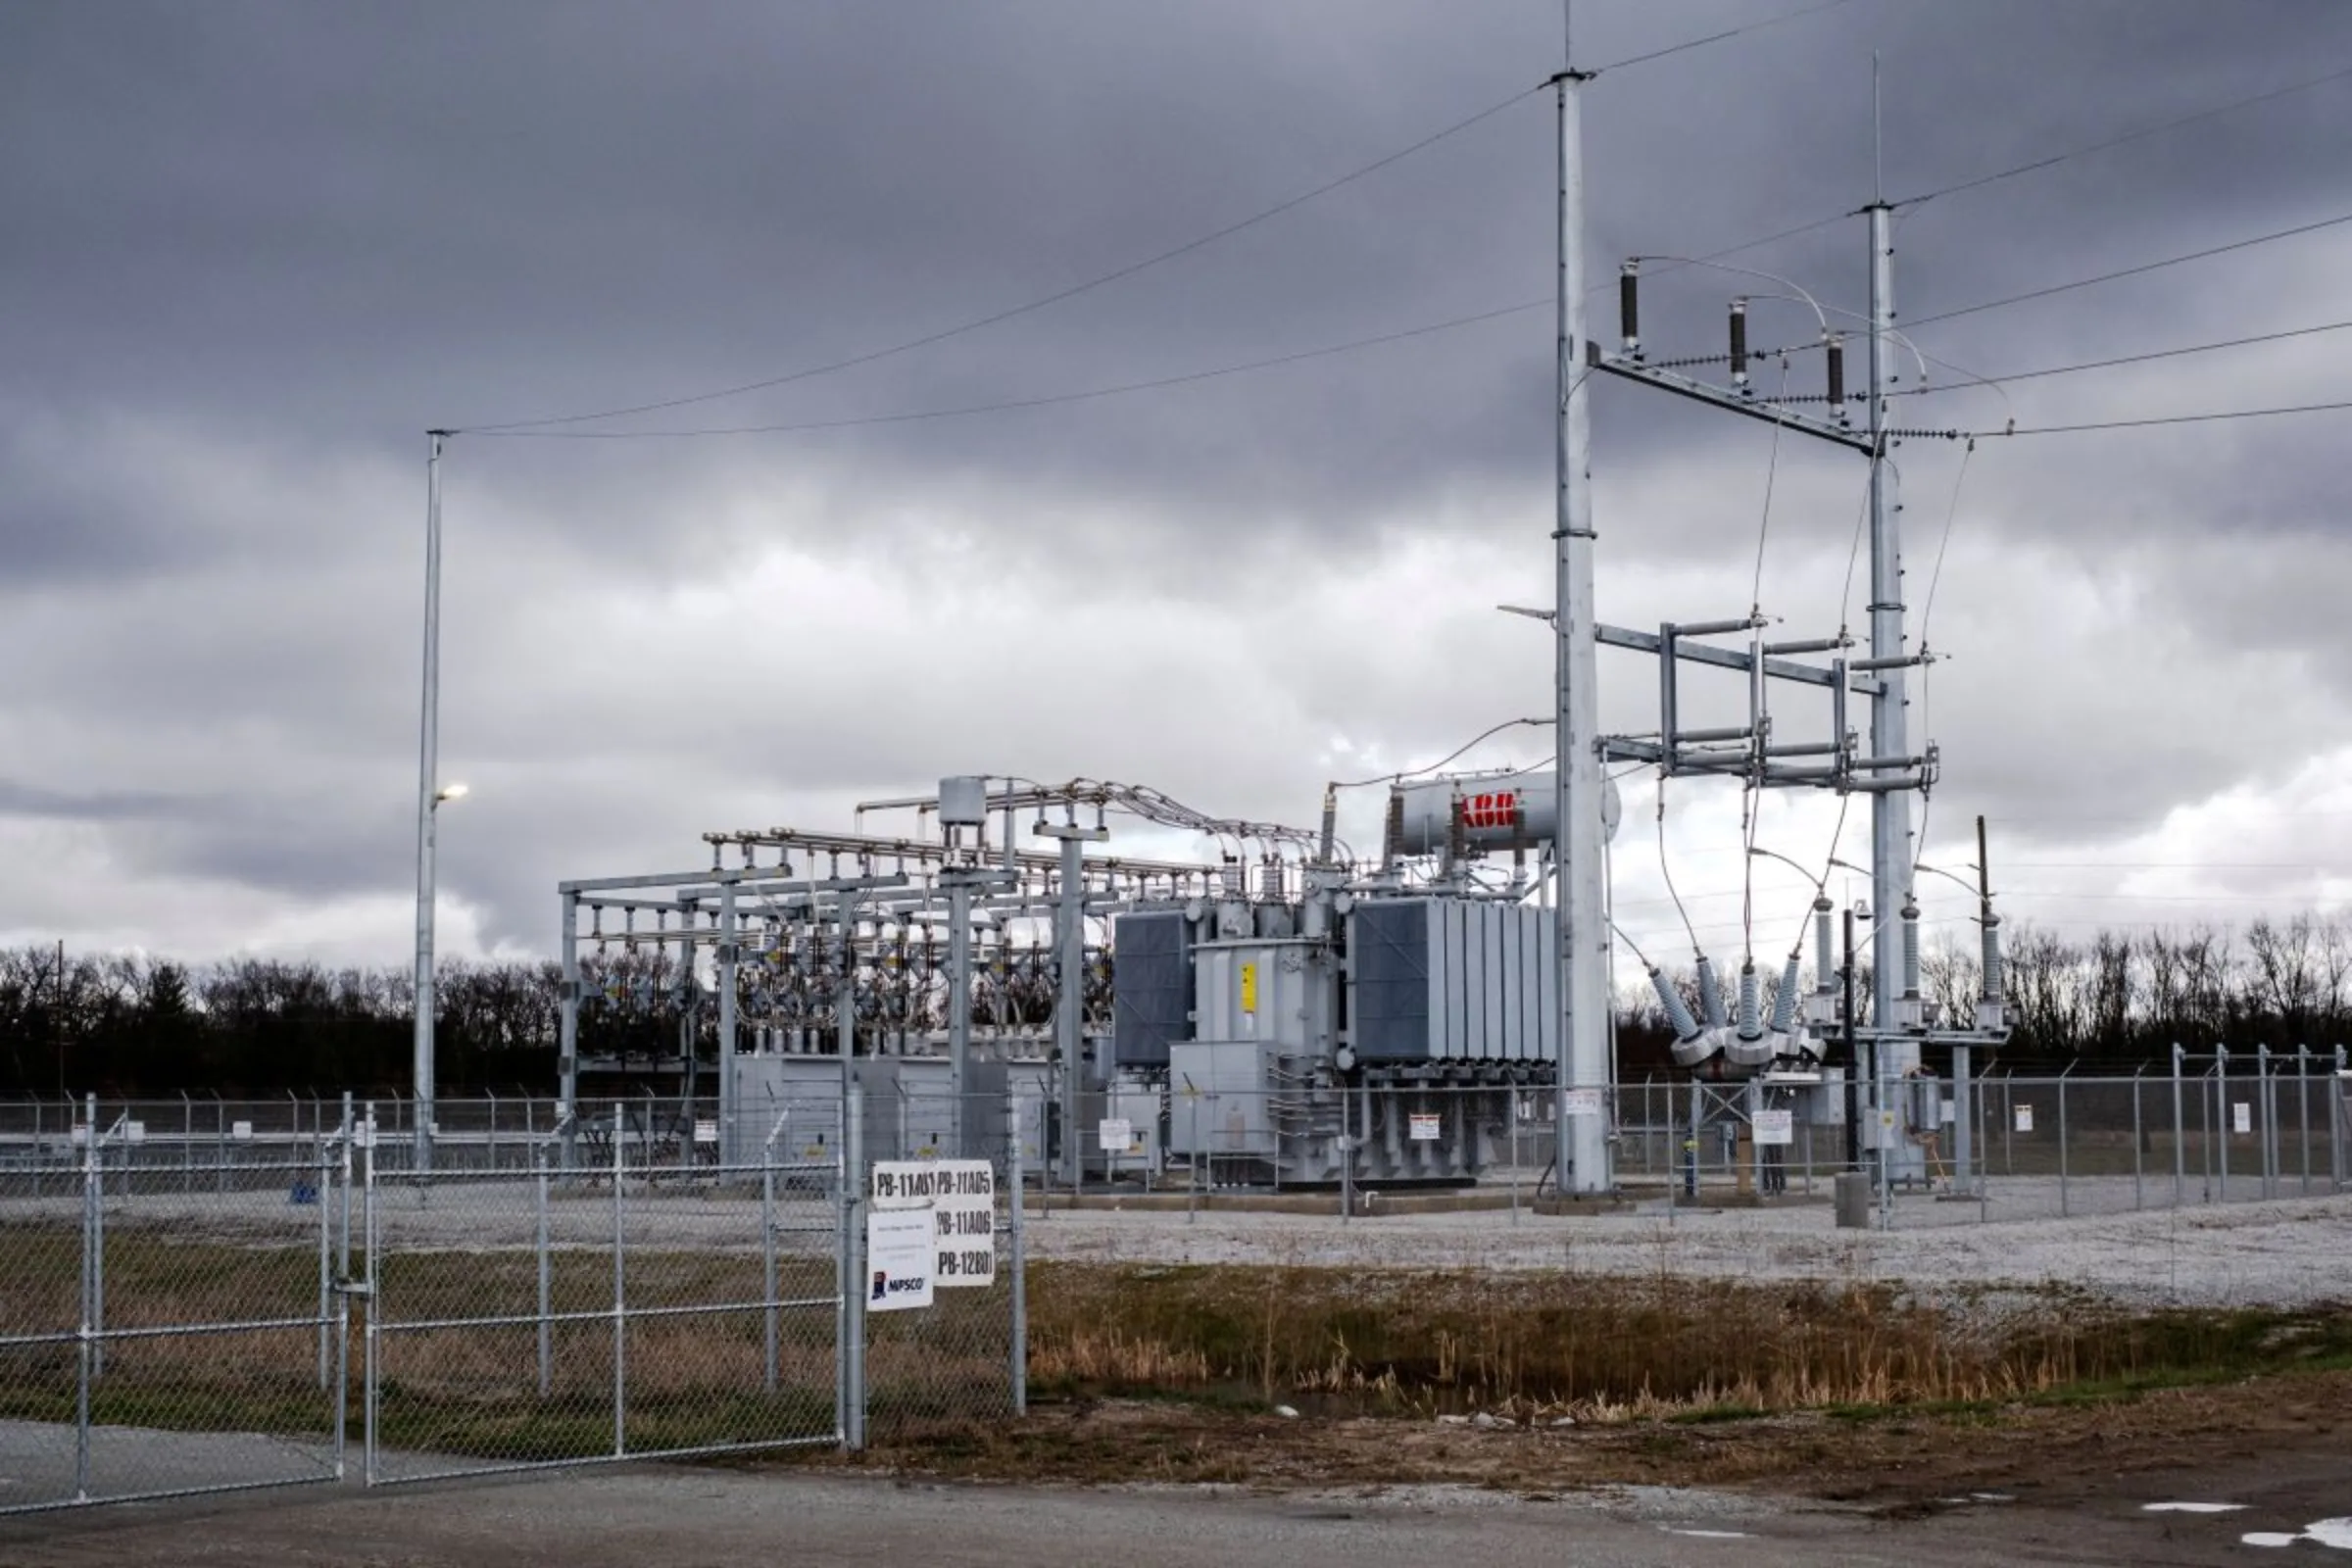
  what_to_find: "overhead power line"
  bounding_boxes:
[1909,207,2352,329]
[1635,57,2352,282]
[1906,317,2352,394]
[451,1,1874,437]
[1595,0,1860,72]
[465,299,1546,440]
[1897,62,2352,208]
[456,84,1547,433]
[1975,398,2352,439]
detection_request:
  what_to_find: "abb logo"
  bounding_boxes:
[1459,791,1521,830]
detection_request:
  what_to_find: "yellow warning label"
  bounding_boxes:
[1240,962,1258,1014]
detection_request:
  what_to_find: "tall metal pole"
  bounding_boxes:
[558,891,580,1172]
[1551,62,1609,1197]
[718,885,738,1157]
[1863,200,1917,1181]
[413,431,447,1175]
[947,875,973,1156]
[1054,831,1089,1187]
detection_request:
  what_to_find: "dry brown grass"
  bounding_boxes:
[1024,1261,2352,1420]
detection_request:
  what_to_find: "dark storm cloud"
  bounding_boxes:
[6,0,2352,956]
[5,0,2342,530]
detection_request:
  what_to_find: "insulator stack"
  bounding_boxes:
[1651,966,1702,1041]
[1736,961,1762,1039]
[1900,899,1922,1000]
[1619,261,1641,358]
[1729,299,1749,395]
[1770,953,1801,1035]
[1695,952,1729,1030]
[1980,910,2004,1007]
[1826,334,1846,421]
[1813,895,1835,998]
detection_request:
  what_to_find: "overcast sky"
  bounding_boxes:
[6,0,2351,975]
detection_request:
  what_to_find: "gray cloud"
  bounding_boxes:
[5,0,2351,960]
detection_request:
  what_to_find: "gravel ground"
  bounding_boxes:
[1020,1190,2352,1309]
[25,1178,2352,1309]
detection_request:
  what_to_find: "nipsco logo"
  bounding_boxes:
[871,1270,927,1300]
[1460,791,1520,831]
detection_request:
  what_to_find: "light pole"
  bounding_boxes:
[416,781,466,1171]
[414,424,455,1175]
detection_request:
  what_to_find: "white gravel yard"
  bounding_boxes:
[27,1175,2352,1311]
[1021,1191,2352,1310]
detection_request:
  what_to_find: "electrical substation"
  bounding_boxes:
[543,70,2023,1214]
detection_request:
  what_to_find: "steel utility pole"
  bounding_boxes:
[1551,60,1611,1197]
[413,430,447,1175]
[1037,816,1106,1187]
[1863,192,1920,1183]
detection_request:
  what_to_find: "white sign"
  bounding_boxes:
[123,1120,147,1145]
[864,1207,935,1312]
[2233,1102,2253,1135]
[693,1119,717,1146]
[70,1124,89,1148]
[1562,1088,1604,1118]
[1752,1108,1794,1146]
[1097,1117,1134,1152]
[2014,1104,2034,1134]
[230,1120,255,1142]
[872,1159,996,1289]
[1408,1113,1443,1142]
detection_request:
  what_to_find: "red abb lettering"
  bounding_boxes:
[1460,791,1521,830]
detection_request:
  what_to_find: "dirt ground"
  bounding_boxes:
[4,1375,2347,1568]
[830,1366,2352,1514]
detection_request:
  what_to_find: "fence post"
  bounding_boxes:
[833,1093,850,1445]
[761,1128,778,1394]
[2258,1044,2276,1200]
[2057,1067,2071,1218]
[1339,1084,1353,1223]
[2297,1046,2313,1195]
[182,1093,193,1196]
[536,1144,553,1397]
[332,1096,353,1481]
[2217,1047,2230,1203]
[2132,1065,2144,1211]
[1008,1089,1027,1418]
[2172,1044,2185,1208]
[75,1093,95,1502]
[88,1094,105,1380]
[2324,1048,2342,1194]
[611,1101,626,1459]
[1187,1093,1199,1226]
[1508,1089,1521,1225]
[318,1120,334,1389]
[844,1080,866,1452]
[362,1101,379,1487]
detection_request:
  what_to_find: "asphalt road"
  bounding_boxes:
[4,1454,2347,1567]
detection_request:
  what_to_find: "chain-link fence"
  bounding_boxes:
[0,1104,349,1515]
[0,1093,1028,1514]
[1031,1060,2350,1227]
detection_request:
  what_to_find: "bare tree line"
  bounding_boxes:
[4,916,2348,1093]
[1616,915,2352,1073]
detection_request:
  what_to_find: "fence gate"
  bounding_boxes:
[0,1095,1031,1514]
[0,1116,351,1514]
[362,1129,847,1486]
